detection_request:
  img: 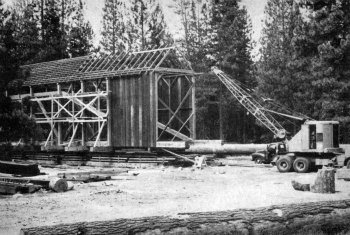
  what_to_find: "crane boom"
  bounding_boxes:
[211,67,286,139]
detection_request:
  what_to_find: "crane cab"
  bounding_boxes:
[288,121,343,154]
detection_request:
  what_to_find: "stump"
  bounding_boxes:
[49,178,68,192]
[311,168,335,193]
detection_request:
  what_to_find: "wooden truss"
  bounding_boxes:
[19,79,110,150]
[157,74,196,141]
[21,46,194,86]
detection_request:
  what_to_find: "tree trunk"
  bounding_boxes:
[311,168,335,193]
[20,199,350,235]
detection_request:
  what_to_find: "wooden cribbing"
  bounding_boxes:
[20,199,350,235]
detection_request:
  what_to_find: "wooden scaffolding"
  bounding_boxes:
[10,47,197,151]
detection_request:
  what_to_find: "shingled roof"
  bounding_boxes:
[21,46,194,86]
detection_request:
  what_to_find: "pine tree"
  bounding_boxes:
[101,0,128,53]
[67,0,94,57]
[146,2,172,47]
[208,0,256,142]
[38,0,68,61]
[297,0,350,142]
[12,3,41,64]
[257,0,308,136]
[0,1,18,91]
[0,1,42,144]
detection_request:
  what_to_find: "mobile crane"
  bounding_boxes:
[211,67,344,173]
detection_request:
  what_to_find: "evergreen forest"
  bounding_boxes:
[1,0,350,144]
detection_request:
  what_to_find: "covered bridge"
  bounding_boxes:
[11,47,197,151]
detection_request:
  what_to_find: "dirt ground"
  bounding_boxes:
[1,156,350,235]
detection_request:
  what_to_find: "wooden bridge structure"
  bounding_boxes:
[10,46,197,152]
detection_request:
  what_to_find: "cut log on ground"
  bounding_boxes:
[0,160,40,176]
[20,199,350,235]
[49,178,68,192]
[311,168,335,193]
[291,180,310,191]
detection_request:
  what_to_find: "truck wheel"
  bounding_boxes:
[346,160,350,169]
[293,157,310,173]
[276,156,292,173]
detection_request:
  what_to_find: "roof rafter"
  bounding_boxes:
[22,46,194,86]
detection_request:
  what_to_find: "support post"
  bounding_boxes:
[29,86,33,118]
[57,83,62,145]
[51,93,54,146]
[106,78,111,146]
[81,81,85,146]
[219,83,223,140]
[191,76,196,140]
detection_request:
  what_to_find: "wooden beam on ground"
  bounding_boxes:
[162,149,195,164]
[19,199,350,235]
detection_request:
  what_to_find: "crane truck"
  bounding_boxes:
[211,67,344,173]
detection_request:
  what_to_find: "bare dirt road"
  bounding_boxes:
[1,156,350,235]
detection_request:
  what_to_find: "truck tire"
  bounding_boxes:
[276,156,292,173]
[293,157,310,173]
[346,160,350,169]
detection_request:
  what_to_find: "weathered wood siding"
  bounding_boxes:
[110,72,157,147]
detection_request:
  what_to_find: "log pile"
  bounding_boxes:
[20,199,350,235]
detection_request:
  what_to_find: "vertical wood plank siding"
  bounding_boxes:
[110,72,157,147]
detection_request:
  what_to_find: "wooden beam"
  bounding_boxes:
[157,122,192,141]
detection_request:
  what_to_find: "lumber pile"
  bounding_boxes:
[0,177,68,194]
[20,199,350,235]
[0,181,41,194]
[0,160,40,176]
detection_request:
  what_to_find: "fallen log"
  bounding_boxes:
[0,160,40,176]
[186,143,267,154]
[57,173,111,182]
[20,199,350,235]
[57,169,127,178]
[291,180,310,191]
